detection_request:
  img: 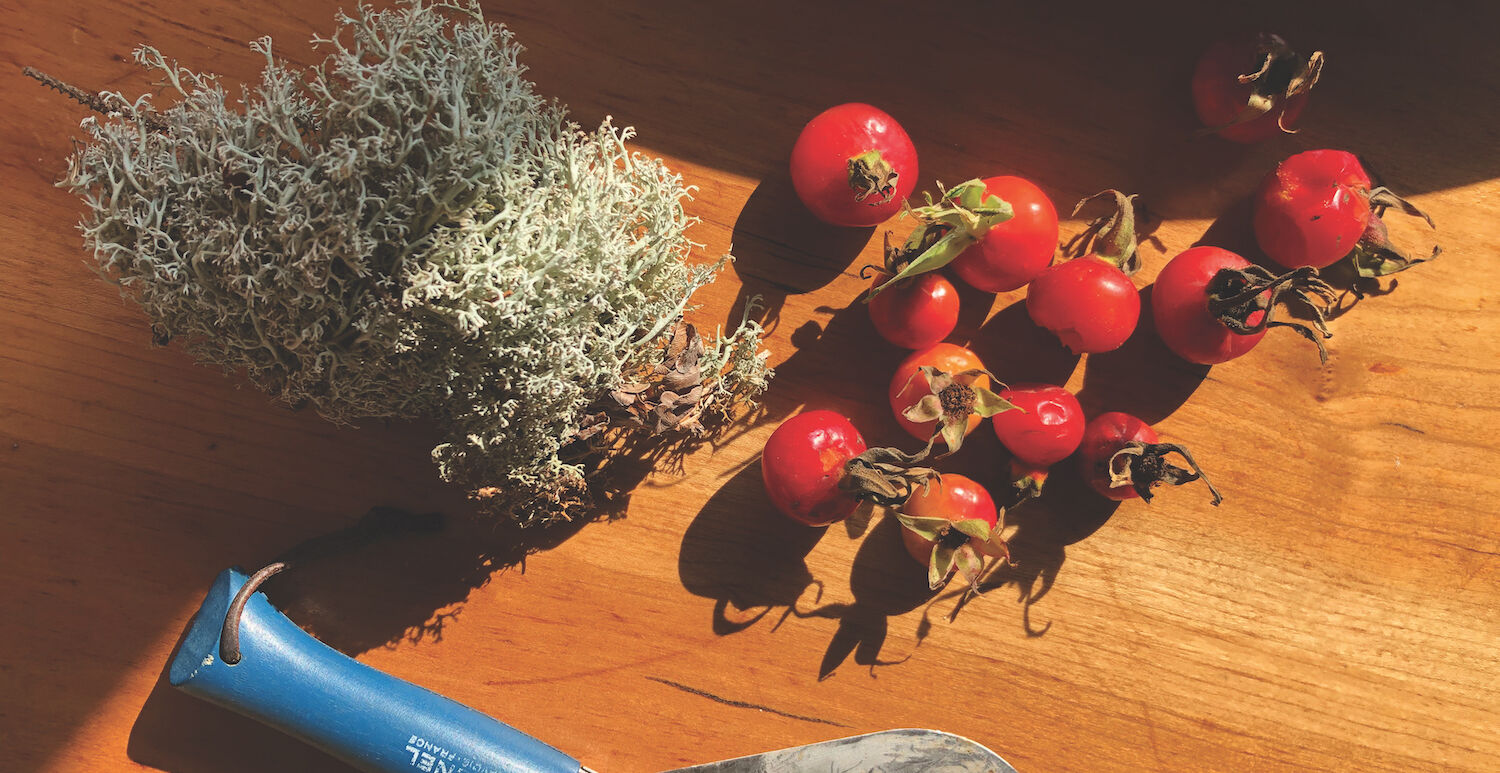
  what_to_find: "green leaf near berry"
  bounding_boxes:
[930,545,958,589]
[951,518,993,542]
[896,513,956,543]
[867,179,1014,298]
[952,544,985,587]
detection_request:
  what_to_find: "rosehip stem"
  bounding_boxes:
[1009,459,1049,504]
[1108,441,1224,506]
[1206,265,1338,363]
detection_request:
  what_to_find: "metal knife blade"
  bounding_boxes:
[667,728,1018,773]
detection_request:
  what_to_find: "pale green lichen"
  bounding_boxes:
[60,0,770,525]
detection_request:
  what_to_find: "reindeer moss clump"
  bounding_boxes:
[54,1,770,525]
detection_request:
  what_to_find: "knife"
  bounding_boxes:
[169,567,1018,773]
[669,728,1016,772]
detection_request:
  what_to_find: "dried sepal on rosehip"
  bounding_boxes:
[899,515,1008,591]
[838,444,943,539]
[1108,441,1224,506]
[900,365,1017,455]
[1235,35,1324,133]
[1080,412,1224,506]
[1205,263,1339,363]
[839,444,940,507]
[1193,33,1325,141]
[889,344,1002,448]
[848,150,900,205]
[868,179,1014,297]
[895,474,1013,591]
[1064,189,1145,276]
[1350,188,1441,279]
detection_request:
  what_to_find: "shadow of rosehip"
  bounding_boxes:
[797,513,938,680]
[724,169,877,334]
[1076,284,1210,425]
[677,462,828,636]
[934,455,1121,637]
[968,298,1081,388]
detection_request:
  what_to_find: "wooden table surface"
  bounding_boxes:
[3,1,1498,771]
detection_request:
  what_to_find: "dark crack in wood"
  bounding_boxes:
[645,676,849,728]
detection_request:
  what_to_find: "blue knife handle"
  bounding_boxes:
[169,568,581,773]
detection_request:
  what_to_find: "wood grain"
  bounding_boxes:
[2,1,1497,772]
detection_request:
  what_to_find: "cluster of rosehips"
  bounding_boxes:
[761,34,1436,593]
